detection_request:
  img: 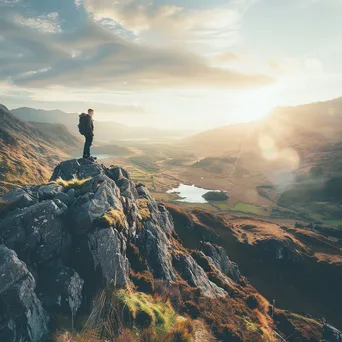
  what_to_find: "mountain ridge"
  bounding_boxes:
[0,104,79,194]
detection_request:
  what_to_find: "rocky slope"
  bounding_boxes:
[165,204,342,330]
[0,159,341,341]
[0,104,77,194]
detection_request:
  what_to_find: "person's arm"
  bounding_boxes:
[85,116,93,136]
[90,119,94,136]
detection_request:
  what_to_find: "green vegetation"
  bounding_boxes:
[115,290,176,333]
[233,203,264,216]
[202,191,229,201]
[324,220,342,227]
[137,199,151,220]
[54,177,91,190]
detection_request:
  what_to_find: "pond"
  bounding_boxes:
[167,183,220,203]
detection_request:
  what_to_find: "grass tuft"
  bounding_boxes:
[137,198,151,220]
[96,209,126,230]
[114,290,176,334]
[54,177,91,190]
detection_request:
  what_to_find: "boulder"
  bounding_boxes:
[38,266,84,317]
[137,221,176,282]
[72,227,130,297]
[172,252,226,298]
[107,166,137,200]
[68,175,122,234]
[323,324,342,342]
[0,246,48,342]
[0,188,38,212]
[0,200,71,268]
[200,242,241,283]
[38,183,63,200]
[50,158,104,181]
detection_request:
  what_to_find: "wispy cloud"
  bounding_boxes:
[0,1,272,92]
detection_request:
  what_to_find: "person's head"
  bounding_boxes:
[88,108,94,117]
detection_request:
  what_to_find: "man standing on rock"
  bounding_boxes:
[79,109,95,159]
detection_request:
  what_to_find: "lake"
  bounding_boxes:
[167,184,219,203]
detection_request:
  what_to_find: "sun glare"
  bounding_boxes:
[239,87,279,122]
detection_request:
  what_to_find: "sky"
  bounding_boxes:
[0,0,342,130]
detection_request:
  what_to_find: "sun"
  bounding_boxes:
[239,87,279,122]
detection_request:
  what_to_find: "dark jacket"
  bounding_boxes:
[80,113,94,137]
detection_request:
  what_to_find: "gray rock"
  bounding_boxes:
[73,227,130,296]
[55,192,71,206]
[137,221,176,282]
[0,200,71,268]
[69,175,123,234]
[38,266,84,317]
[172,252,226,298]
[323,324,342,342]
[107,166,138,200]
[0,246,48,342]
[38,183,64,200]
[50,158,103,182]
[0,188,38,211]
[158,204,174,235]
[67,188,75,199]
[200,242,241,283]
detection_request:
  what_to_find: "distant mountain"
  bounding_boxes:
[183,97,342,155]
[12,107,192,143]
[0,104,76,193]
[182,97,342,174]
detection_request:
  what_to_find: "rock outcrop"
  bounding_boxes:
[1,158,341,341]
[0,159,232,341]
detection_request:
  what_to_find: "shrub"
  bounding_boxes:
[164,317,194,342]
[217,324,242,342]
[182,301,201,319]
[190,251,214,273]
[137,199,151,220]
[130,271,155,293]
[246,295,260,310]
[135,310,153,329]
[127,242,147,272]
[202,191,229,201]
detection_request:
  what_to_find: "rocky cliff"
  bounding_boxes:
[0,159,340,342]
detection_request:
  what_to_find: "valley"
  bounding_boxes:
[1,99,342,339]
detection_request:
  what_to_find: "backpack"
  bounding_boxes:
[78,113,87,136]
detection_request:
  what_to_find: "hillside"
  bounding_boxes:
[0,104,73,194]
[12,107,192,143]
[0,158,340,341]
[164,204,342,331]
[30,122,82,151]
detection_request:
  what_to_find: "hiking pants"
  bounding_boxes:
[83,135,93,158]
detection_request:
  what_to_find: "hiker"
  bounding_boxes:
[78,109,95,159]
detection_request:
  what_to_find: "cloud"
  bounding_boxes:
[74,0,83,9]
[0,0,272,95]
[83,0,253,49]
[14,12,61,33]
